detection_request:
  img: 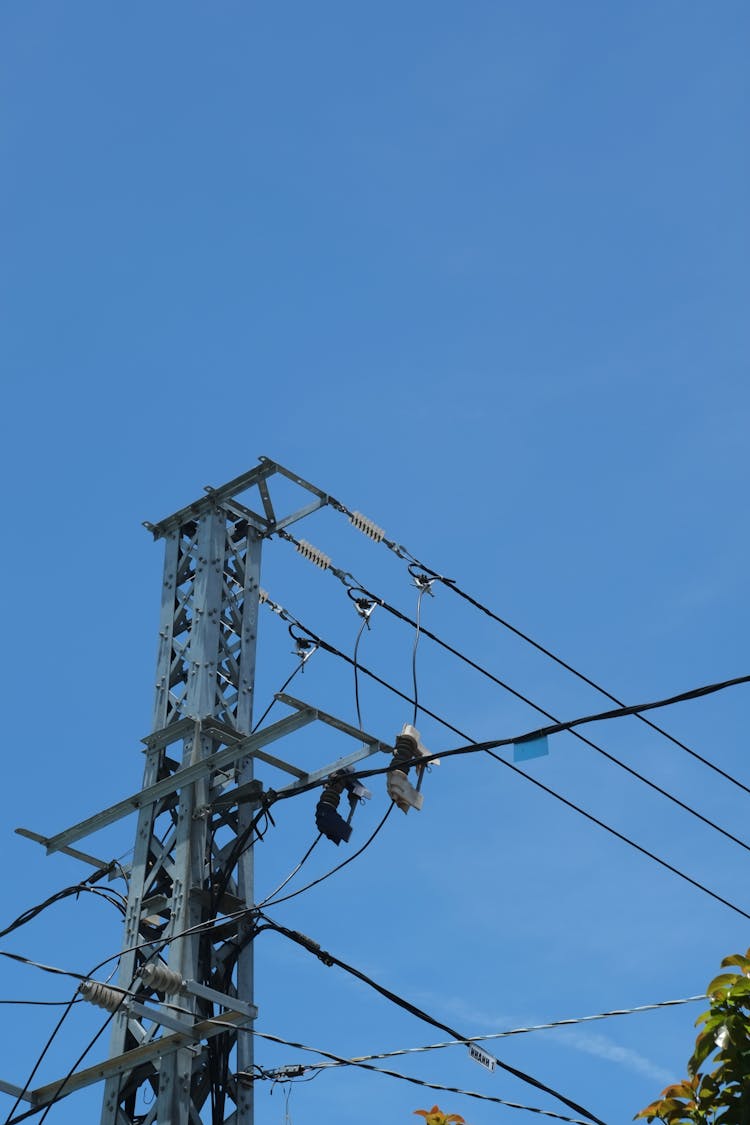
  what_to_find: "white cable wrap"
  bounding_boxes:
[295,539,331,570]
[349,511,385,542]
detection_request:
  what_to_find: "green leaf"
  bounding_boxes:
[720,954,750,972]
[708,973,741,997]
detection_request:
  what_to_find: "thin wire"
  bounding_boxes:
[0,998,83,1007]
[353,613,369,732]
[335,583,750,855]
[280,993,708,1072]
[328,496,750,797]
[260,915,606,1125]
[412,584,428,725]
[252,655,310,733]
[272,541,750,855]
[257,834,323,909]
[261,803,395,909]
[258,599,750,922]
[246,1030,597,1124]
[1,993,79,1123]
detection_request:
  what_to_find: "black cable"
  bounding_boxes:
[277,534,750,856]
[260,914,607,1125]
[258,604,750,922]
[257,833,323,908]
[348,581,750,855]
[0,999,83,1007]
[411,577,432,725]
[261,803,395,909]
[6,1004,122,1125]
[252,653,310,734]
[329,499,750,797]
[1,993,79,1123]
[246,1030,595,1124]
[0,883,126,944]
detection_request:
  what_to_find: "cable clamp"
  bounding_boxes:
[408,563,436,595]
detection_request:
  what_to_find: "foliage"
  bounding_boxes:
[635,948,750,1124]
[414,1107,466,1125]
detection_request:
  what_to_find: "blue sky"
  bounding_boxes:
[2,3,749,1123]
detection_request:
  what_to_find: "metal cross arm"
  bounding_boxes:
[17,1008,255,1113]
[143,457,334,541]
[16,708,316,857]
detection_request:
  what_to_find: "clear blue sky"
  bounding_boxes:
[2,4,748,1124]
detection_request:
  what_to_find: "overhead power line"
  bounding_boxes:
[260,594,750,922]
[268,992,707,1074]
[259,914,607,1125]
[244,1028,597,1125]
[277,528,750,856]
[327,492,750,797]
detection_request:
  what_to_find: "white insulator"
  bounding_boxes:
[80,980,125,1012]
[141,962,185,993]
[295,539,331,570]
[349,510,385,542]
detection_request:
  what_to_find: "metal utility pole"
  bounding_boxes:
[13,462,393,1124]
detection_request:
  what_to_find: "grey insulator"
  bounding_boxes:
[79,980,125,1013]
[141,961,185,993]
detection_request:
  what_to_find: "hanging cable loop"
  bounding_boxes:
[287,624,319,665]
[346,586,376,625]
[408,562,437,594]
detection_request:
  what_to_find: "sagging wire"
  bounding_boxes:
[277,529,750,858]
[255,596,750,922]
[409,564,435,727]
[257,833,322,910]
[267,992,707,1074]
[243,1031,596,1125]
[251,620,319,734]
[255,915,607,1125]
[260,803,395,910]
[347,588,376,733]
[335,494,750,798]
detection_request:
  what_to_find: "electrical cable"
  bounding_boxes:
[1,993,80,1123]
[411,575,432,725]
[267,992,707,1072]
[328,494,750,797]
[0,999,83,1007]
[0,883,126,944]
[252,648,316,734]
[277,529,750,856]
[258,596,750,921]
[260,802,395,909]
[257,833,322,908]
[258,914,607,1125]
[244,1029,597,1125]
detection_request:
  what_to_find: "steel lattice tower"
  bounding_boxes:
[11,462,394,1124]
[97,464,328,1125]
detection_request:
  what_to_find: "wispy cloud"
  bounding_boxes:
[409,990,671,1083]
[560,1030,672,1084]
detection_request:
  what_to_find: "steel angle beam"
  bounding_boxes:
[275,693,392,752]
[29,1009,252,1110]
[19,708,316,856]
[273,693,393,797]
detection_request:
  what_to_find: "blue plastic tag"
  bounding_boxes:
[513,734,549,762]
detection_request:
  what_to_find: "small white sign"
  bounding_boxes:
[468,1043,496,1073]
